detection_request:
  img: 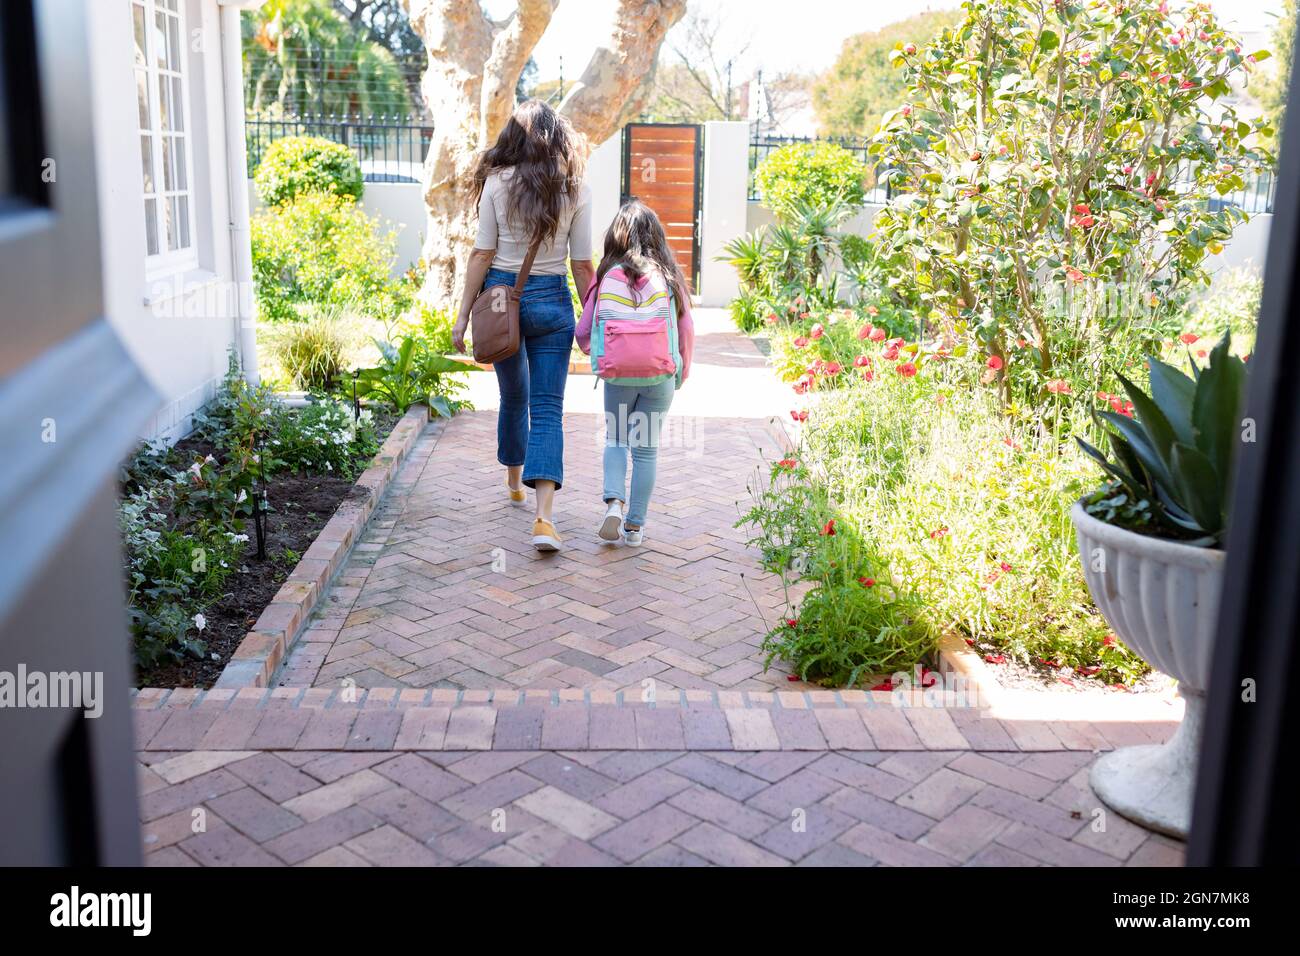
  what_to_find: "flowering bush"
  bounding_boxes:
[753,141,869,218]
[272,399,379,478]
[868,0,1274,402]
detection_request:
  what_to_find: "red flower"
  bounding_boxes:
[929,525,949,540]
[790,409,808,422]
[1046,378,1072,395]
[765,313,778,326]
[1179,332,1199,344]
[860,369,874,382]
[984,654,1006,664]
[999,561,1013,573]
[1102,634,1118,647]
[777,458,798,470]
[823,361,843,375]
[792,336,809,349]
[1065,266,1086,283]
[881,344,900,361]
[866,305,879,317]
[857,324,873,340]
[810,323,825,340]
[903,42,916,54]
[821,519,836,536]
[868,327,887,342]
[785,618,798,628]
[896,361,918,377]
[872,678,894,691]
[853,355,870,368]
[858,577,875,587]
[986,355,1003,371]
[1070,203,1095,229]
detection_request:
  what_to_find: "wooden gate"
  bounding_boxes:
[620,123,703,293]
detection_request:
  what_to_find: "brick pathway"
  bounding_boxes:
[139,310,1185,866]
[278,311,805,692]
[134,691,1183,867]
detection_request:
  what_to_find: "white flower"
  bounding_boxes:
[236,489,248,503]
[204,455,216,465]
[193,613,206,632]
[188,462,203,480]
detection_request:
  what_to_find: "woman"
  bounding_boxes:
[453,100,595,553]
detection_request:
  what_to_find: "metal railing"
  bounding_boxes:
[748,133,1276,215]
[245,113,432,183]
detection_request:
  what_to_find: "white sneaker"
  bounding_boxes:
[622,522,644,546]
[598,500,624,542]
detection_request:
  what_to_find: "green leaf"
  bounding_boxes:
[1146,357,1196,445]
[1115,369,1177,463]
[1097,410,1177,500]
[1039,30,1059,52]
[1170,442,1223,537]
[426,394,453,419]
[1191,331,1246,483]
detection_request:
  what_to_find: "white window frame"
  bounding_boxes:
[132,0,198,278]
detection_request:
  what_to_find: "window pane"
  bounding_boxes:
[166,16,181,74]
[136,70,150,129]
[140,135,154,193]
[160,135,173,190]
[153,10,170,70]
[144,198,159,255]
[160,0,178,12]
[157,74,170,132]
[170,76,184,132]
[162,192,175,250]
[175,195,190,250]
[132,4,147,67]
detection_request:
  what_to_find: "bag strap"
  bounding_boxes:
[513,239,542,294]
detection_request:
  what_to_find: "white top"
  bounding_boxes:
[474,168,593,275]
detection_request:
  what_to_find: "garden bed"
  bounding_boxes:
[135,408,403,689]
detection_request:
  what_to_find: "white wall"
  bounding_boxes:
[587,134,623,250]
[698,121,749,307]
[90,0,246,444]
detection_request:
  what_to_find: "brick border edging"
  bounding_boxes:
[130,684,1178,754]
[211,405,433,690]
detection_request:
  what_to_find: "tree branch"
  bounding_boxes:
[480,0,558,143]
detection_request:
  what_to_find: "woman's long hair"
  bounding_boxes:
[471,99,586,248]
[593,200,690,318]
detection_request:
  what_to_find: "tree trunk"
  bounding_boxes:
[406,0,686,309]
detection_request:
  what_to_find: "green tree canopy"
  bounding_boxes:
[244,0,416,117]
[813,9,962,138]
[1256,0,1294,134]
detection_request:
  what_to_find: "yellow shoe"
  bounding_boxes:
[532,517,563,552]
[506,477,526,506]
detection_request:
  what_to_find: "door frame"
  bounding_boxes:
[619,121,704,294]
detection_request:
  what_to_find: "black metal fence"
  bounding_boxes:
[748,133,1276,215]
[245,113,432,182]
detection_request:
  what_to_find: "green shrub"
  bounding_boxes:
[754,142,867,219]
[271,399,379,478]
[250,191,405,322]
[350,333,478,417]
[269,307,357,391]
[253,135,363,208]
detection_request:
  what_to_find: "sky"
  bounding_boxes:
[486,0,1288,81]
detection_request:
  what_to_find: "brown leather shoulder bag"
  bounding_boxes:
[469,241,541,365]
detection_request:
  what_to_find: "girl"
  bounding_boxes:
[576,200,695,546]
[453,100,595,553]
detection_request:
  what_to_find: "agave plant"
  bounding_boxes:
[1077,331,1247,548]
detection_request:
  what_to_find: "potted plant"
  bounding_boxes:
[1072,331,1248,838]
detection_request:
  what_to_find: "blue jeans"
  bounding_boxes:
[602,378,676,527]
[485,269,574,489]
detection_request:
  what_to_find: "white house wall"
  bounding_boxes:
[89,0,244,444]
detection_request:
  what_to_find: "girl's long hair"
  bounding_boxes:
[593,199,690,318]
[471,99,586,248]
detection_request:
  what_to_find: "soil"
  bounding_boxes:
[982,651,1175,697]
[136,409,400,689]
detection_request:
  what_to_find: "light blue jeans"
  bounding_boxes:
[602,378,676,527]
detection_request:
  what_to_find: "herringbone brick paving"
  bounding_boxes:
[278,408,806,692]
[139,310,1184,865]
[138,746,1184,866]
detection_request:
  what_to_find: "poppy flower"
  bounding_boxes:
[823,361,843,375]
[820,519,836,536]
[857,323,873,340]
[853,355,870,368]
[799,311,810,320]
[1065,266,1086,283]
[866,305,879,316]
[1102,634,1118,647]
[929,525,949,540]
[861,369,874,382]
[1179,332,1199,344]
[986,355,1004,371]
[790,409,808,422]
[868,327,887,342]
[858,576,875,587]
[777,458,798,469]
[999,561,1013,573]
[896,361,918,377]
[810,323,825,340]
[882,344,901,361]
[765,313,778,326]
[785,618,798,628]
[792,336,809,348]
[1046,378,1072,394]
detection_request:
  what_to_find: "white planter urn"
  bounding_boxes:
[1070,502,1225,839]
